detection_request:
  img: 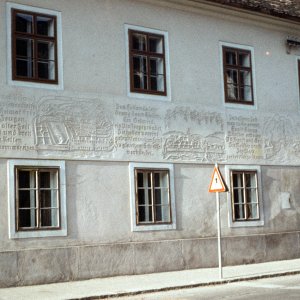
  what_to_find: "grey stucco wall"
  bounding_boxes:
[0,0,300,287]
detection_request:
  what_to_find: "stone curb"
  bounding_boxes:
[71,270,300,300]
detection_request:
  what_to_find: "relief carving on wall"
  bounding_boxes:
[34,97,115,157]
[0,94,299,165]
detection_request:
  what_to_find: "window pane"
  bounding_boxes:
[16,13,33,33]
[138,205,153,223]
[240,86,252,102]
[226,51,237,65]
[18,170,36,188]
[40,170,58,188]
[233,188,244,204]
[149,36,163,53]
[150,75,165,92]
[150,57,164,75]
[19,208,37,228]
[132,33,146,51]
[37,61,55,80]
[245,173,256,188]
[37,41,55,60]
[41,208,58,227]
[155,205,170,222]
[16,38,33,58]
[226,84,238,100]
[36,16,55,36]
[137,189,146,205]
[240,70,251,86]
[16,59,34,77]
[40,190,58,208]
[18,190,36,208]
[234,204,245,220]
[232,173,243,188]
[239,52,250,67]
[154,188,169,205]
[226,69,238,84]
[248,204,258,219]
[137,172,144,187]
[245,188,258,204]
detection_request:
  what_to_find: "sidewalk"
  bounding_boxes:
[1,258,300,300]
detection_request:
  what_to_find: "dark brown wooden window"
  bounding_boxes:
[129,30,166,95]
[298,60,300,95]
[223,47,254,105]
[231,170,259,221]
[15,167,60,231]
[135,169,171,225]
[12,9,58,84]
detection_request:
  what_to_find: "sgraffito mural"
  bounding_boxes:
[0,93,299,165]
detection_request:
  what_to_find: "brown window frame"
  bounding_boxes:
[298,60,300,96]
[134,168,172,226]
[230,170,260,222]
[223,46,254,105]
[12,9,58,84]
[15,166,61,232]
[129,29,167,96]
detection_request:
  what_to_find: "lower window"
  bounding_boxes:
[225,165,264,227]
[16,167,60,230]
[129,163,176,231]
[231,170,259,221]
[8,160,67,238]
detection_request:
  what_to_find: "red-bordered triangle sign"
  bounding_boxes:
[209,166,226,193]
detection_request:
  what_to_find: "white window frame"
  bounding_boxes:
[8,159,67,239]
[129,162,176,231]
[125,24,171,101]
[220,41,257,110]
[6,2,64,90]
[225,165,264,228]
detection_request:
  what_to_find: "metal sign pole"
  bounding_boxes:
[216,191,223,279]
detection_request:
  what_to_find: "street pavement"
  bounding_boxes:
[118,273,300,299]
[0,258,299,300]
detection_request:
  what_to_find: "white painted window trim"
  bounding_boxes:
[7,159,67,239]
[219,41,257,110]
[225,165,264,228]
[129,162,176,231]
[124,24,171,102]
[6,2,64,90]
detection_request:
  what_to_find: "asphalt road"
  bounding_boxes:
[115,273,300,300]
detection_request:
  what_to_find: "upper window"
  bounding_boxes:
[125,25,171,101]
[298,59,300,101]
[8,160,67,239]
[222,46,254,105]
[7,3,63,89]
[12,9,57,83]
[225,165,264,228]
[129,163,176,231]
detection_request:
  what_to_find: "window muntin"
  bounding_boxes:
[231,170,259,221]
[15,167,60,231]
[12,9,57,84]
[135,169,171,225]
[129,30,166,95]
[223,47,254,105]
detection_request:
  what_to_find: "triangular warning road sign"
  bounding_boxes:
[209,166,226,193]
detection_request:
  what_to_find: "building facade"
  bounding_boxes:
[1,0,300,287]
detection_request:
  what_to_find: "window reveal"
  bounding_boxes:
[135,169,171,224]
[16,167,60,230]
[223,47,254,104]
[231,170,259,221]
[12,9,57,83]
[129,30,166,95]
